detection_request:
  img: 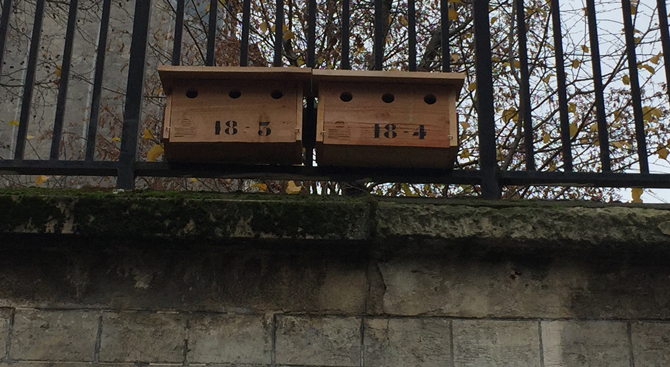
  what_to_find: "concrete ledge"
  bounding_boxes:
[0,189,370,241]
[376,201,670,249]
[3,189,670,249]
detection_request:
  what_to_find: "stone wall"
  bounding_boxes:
[2,190,670,366]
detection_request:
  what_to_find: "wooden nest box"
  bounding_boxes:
[313,69,465,169]
[158,66,310,164]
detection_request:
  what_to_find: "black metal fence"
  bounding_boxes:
[0,0,669,199]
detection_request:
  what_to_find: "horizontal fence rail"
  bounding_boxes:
[0,0,668,199]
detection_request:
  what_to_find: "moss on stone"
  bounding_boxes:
[4,188,670,249]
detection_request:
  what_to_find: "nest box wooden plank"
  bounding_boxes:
[313,69,465,169]
[158,66,310,164]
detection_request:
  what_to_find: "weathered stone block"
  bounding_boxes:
[0,308,10,359]
[542,321,629,367]
[364,318,451,367]
[276,315,361,366]
[10,309,99,361]
[452,319,540,367]
[188,313,271,364]
[632,322,670,366]
[371,254,670,319]
[99,311,186,363]
[376,202,670,248]
[0,192,372,240]
[0,249,368,314]
[374,256,573,318]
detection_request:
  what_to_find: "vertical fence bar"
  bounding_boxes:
[440,0,450,72]
[621,0,648,173]
[14,0,45,160]
[240,0,251,66]
[658,0,670,103]
[408,0,416,71]
[86,0,112,161]
[472,0,500,199]
[50,0,79,160]
[206,0,217,66]
[374,0,383,70]
[516,0,534,170]
[550,0,573,171]
[172,0,185,65]
[307,0,316,67]
[0,0,13,77]
[117,0,152,189]
[274,0,283,66]
[341,0,350,69]
[303,0,316,166]
[585,0,610,171]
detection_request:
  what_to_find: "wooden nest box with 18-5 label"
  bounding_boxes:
[158,66,310,164]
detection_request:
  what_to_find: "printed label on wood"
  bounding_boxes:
[168,80,302,144]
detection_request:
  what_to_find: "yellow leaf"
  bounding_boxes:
[250,183,268,192]
[572,59,581,68]
[459,148,470,159]
[35,175,49,185]
[568,102,576,113]
[55,65,62,78]
[612,141,624,149]
[631,187,643,203]
[630,4,637,15]
[205,3,210,12]
[260,22,268,33]
[283,30,295,40]
[147,144,164,162]
[581,45,589,53]
[513,60,520,68]
[142,128,153,139]
[658,146,668,160]
[189,178,198,182]
[590,123,598,132]
[286,180,301,194]
[643,106,662,121]
[502,108,518,123]
[448,9,458,20]
[297,57,305,66]
[400,183,415,196]
[569,122,578,137]
[449,0,463,3]
[642,64,655,74]
[490,16,497,24]
[26,135,34,140]
[468,82,477,91]
[219,0,225,6]
[156,88,163,95]
[543,74,555,83]
[460,120,471,129]
[650,55,660,64]
[543,133,551,144]
[451,53,460,62]
[399,15,409,26]
[622,75,630,85]
[7,120,18,126]
[112,137,121,142]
